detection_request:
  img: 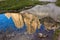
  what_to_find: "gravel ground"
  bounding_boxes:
[0,30,55,40]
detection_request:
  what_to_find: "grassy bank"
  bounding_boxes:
[0,0,50,10]
[0,0,39,10]
[53,29,60,40]
[56,0,60,7]
[0,0,60,10]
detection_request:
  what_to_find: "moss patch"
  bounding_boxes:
[0,0,50,10]
[53,29,60,40]
[56,0,60,7]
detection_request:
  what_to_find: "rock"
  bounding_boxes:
[9,33,32,40]
[11,13,24,28]
[22,13,40,34]
[41,17,58,31]
[5,13,24,28]
[20,3,60,22]
[5,13,41,34]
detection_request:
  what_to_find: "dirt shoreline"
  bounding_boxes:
[0,10,20,13]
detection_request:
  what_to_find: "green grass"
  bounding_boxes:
[0,0,60,10]
[53,29,60,40]
[0,0,40,10]
[0,0,50,10]
[56,0,60,7]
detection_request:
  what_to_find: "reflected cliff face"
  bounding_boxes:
[4,12,60,34]
[5,13,40,34]
[42,17,58,31]
[5,13,24,28]
[22,13,40,34]
[11,13,24,28]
